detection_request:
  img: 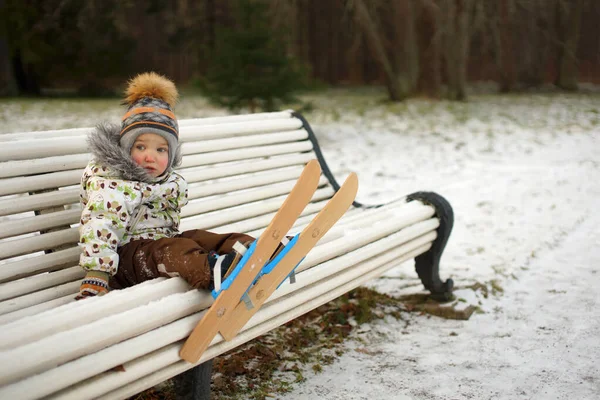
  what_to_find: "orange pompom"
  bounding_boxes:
[123,72,178,107]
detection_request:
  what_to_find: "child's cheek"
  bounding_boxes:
[131,153,144,167]
[158,155,169,173]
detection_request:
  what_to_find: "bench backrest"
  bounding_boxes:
[0,110,336,322]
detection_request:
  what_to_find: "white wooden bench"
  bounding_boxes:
[0,110,454,400]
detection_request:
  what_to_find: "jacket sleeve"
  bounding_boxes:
[175,174,189,211]
[78,176,137,275]
[168,174,188,233]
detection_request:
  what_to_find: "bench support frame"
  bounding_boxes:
[172,361,212,400]
[407,191,454,301]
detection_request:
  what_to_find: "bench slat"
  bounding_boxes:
[0,111,296,142]
[0,188,79,216]
[0,169,310,239]
[0,229,79,261]
[177,110,294,127]
[0,209,79,240]
[179,141,314,169]
[0,118,303,161]
[0,247,79,283]
[0,154,91,179]
[0,266,85,302]
[0,129,308,162]
[179,118,303,142]
[0,294,74,325]
[0,280,81,315]
[179,186,334,232]
[178,152,312,184]
[0,129,308,163]
[0,141,313,179]
[0,127,93,142]
[0,136,88,162]
[183,177,327,218]
[0,153,313,210]
[185,166,305,201]
[181,130,308,156]
[301,211,437,271]
[0,172,80,198]
[0,278,170,326]
[0,278,190,351]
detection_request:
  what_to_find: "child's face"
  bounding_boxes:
[130,133,169,177]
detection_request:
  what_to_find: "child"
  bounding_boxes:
[77,72,254,298]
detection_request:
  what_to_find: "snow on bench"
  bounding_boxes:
[0,110,453,400]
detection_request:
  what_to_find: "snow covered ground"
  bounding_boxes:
[1,89,599,399]
[277,91,600,400]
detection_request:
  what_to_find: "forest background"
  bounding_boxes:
[1,2,599,398]
[1,0,599,104]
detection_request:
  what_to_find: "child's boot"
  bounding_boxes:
[208,236,297,297]
[270,235,295,260]
[207,242,247,292]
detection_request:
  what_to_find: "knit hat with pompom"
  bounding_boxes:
[120,72,179,172]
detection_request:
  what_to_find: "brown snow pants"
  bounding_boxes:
[110,229,254,290]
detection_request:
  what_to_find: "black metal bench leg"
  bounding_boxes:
[173,360,213,400]
[407,191,454,302]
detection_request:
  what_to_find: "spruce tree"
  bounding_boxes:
[199,0,308,112]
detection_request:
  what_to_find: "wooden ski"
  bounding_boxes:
[219,172,358,341]
[179,159,321,363]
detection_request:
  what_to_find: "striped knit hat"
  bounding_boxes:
[120,72,179,172]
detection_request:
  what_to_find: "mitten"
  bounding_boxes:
[76,270,110,300]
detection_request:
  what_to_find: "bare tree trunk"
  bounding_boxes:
[391,0,420,96]
[205,0,216,54]
[494,0,517,92]
[514,0,554,88]
[271,0,303,60]
[350,0,407,100]
[525,0,554,87]
[11,49,40,95]
[417,0,442,97]
[0,36,18,95]
[441,0,473,100]
[0,0,17,95]
[555,0,584,90]
[316,2,329,82]
[298,1,310,64]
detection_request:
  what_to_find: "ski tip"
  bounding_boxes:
[179,345,201,364]
[344,172,359,194]
[306,159,321,173]
[346,172,358,184]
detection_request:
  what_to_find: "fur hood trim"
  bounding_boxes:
[87,123,182,183]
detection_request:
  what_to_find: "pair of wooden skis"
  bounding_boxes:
[180,159,358,363]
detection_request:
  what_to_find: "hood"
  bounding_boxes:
[87,123,183,184]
